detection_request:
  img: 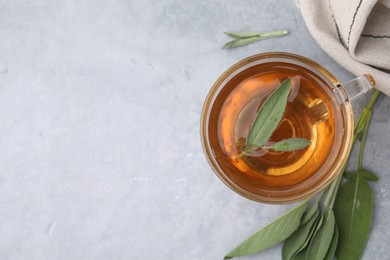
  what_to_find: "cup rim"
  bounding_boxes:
[200,52,354,204]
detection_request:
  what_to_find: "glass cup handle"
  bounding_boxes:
[308,74,375,124]
[341,74,376,101]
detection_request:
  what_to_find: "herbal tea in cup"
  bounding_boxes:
[201,52,373,203]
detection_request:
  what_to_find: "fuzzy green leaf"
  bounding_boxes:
[345,169,378,182]
[282,206,319,260]
[291,248,307,260]
[270,138,311,152]
[334,172,373,260]
[222,30,288,49]
[306,209,336,260]
[290,212,324,260]
[324,225,339,260]
[224,202,307,259]
[361,169,379,182]
[245,78,292,150]
[301,201,319,225]
[343,171,355,181]
[285,201,321,260]
[222,37,264,49]
[224,32,262,39]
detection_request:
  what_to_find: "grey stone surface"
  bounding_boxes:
[0,0,388,259]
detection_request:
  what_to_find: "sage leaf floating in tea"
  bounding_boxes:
[270,138,311,152]
[245,78,292,150]
[224,202,307,260]
[241,78,311,155]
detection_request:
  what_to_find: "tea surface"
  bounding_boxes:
[208,62,345,195]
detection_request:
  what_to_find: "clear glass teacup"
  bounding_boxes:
[200,52,374,204]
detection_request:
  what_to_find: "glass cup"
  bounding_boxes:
[200,52,375,204]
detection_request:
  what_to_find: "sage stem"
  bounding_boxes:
[329,89,380,208]
[358,111,372,170]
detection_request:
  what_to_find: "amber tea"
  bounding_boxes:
[202,54,352,203]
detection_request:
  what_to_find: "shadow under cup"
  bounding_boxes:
[201,53,354,204]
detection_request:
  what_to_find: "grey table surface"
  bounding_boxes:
[0,0,389,259]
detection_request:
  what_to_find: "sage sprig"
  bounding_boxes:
[241,78,311,156]
[222,30,288,49]
[224,89,381,259]
[332,92,380,260]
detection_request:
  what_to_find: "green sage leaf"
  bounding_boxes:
[290,212,324,260]
[324,225,339,260]
[282,206,319,260]
[344,169,378,182]
[343,171,355,181]
[270,138,311,152]
[361,169,379,181]
[291,248,307,260]
[344,172,356,181]
[222,37,265,49]
[334,172,373,260]
[283,201,322,260]
[224,202,307,259]
[224,32,262,39]
[223,30,288,49]
[287,201,323,259]
[306,209,336,260]
[245,78,292,150]
[301,201,319,225]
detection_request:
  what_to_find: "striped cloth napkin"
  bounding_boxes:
[297,0,390,96]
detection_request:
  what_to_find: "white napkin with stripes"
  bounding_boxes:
[297,0,390,96]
